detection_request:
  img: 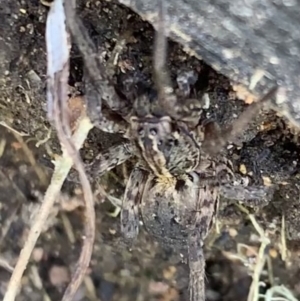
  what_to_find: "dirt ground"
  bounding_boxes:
[1,0,300,300]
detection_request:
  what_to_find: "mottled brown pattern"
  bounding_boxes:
[65,1,276,300]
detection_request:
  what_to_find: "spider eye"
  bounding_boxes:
[187,174,194,182]
[150,128,157,135]
[167,138,179,147]
[187,172,199,183]
[138,127,144,135]
[175,179,186,191]
[168,138,174,145]
[157,139,163,146]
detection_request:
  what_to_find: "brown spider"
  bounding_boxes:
[64,1,277,300]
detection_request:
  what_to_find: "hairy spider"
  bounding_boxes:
[64,1,277,300]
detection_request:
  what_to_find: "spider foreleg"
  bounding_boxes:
[67,142,134,183]
[201,87,278,156]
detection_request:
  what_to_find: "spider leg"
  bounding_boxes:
[67,142,134,183]
[196,157,274,207]
[153,1,174,105]
[220,183,274,207]
[202,86,278,156]
[121,166,148,240]
[188,231,206,301]
[187,174,219,301]
[64,0,130,125]
[153,2,204,125]
[153,1,181,118]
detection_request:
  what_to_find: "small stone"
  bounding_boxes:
[239,164,247,175]
[245,95,256,104]
[269,248,278,258]
[228,228,238,237]
[109,228,116,235]
[163,266,176,280]
[148,281,169,294]
[262,176,272,186]
[232,84,257,104]
[279,181,289,186]
[202,93,210,109]
[161,288,179,301]
[49,265,70,287]
[32,247,44,262]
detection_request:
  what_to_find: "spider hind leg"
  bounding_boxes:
[121,166,147,240]
[202,87,278,156]
[188,231,206,301]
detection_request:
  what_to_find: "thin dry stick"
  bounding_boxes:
[3,116,93,301]
[0,256,14,273]
[264,285,298,301]
[247,214,271,301]
[280,215,287,262]
[60,212,76,244]
[46,0,96,298]
[0,121,29,137]
[58,122,95,301]
[11,131,48,186]
[29,265,52,301]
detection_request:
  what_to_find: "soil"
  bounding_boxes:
[1,1,300,301]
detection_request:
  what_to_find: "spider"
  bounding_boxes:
[64,1,277,300]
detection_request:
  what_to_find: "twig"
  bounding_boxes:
[266,255,274,287]
[234,205,296,301]
[83,275,99,301]
[0,121,29,137]
[0,138,6,157]
[247,214,271,301]
[29,265,53,301]
[280,215,287,262]
[11,131,48,187]
[259,284,298,301]
[0,256,14,273]
[3,116,93,301]
[60,212,76,244]
[46,0,96,299]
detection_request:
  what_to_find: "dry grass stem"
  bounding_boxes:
[60,212,76,244]
[280,215,287,262]
[0,256,14,273]
[0,121,29,137]
[247,214,270,301]
[11,131,48,186]
[29,265,53,301]
[259,284,298,301]
[3,116,93,301]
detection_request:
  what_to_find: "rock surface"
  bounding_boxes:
[119,0,300,127]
